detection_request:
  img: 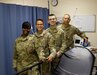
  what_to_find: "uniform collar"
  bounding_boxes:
[61,24,71,30]
[49,25,58,33]
[34,30,45,37]
[20,35,30,41]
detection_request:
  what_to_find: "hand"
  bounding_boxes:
[91,48,97,52]
[40,57,46,62]
[27,47,33,53]
[46,56,53,62]
[83,37,88,43]
[56,52,61,58]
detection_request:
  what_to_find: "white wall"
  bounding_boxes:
[49,0,97,47]
[0,0,48,8]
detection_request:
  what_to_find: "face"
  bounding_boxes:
[22,28,30,36]
[36,20,44,31]
[63,14,71,25]
[48,16,57,26]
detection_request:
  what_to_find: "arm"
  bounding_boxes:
[13,42,18,71]
[75,28,90,47]
[75,27,87,39]
[47,35,56,62]
[37,47,46,62]
[32,34,46,62]
[91,48,97,51]
[57,31,67,57]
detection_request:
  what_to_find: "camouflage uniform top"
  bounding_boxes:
[58,24,86,48]
[13,34,38,71]
[33,30,56,59]
[46,25,67,55]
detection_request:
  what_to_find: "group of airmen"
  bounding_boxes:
[13,14,88,75]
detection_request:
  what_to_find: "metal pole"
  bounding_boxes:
[48,0,50,14]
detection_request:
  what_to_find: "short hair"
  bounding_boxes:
[22,21,31,29]
[49,14,56,16]
[48,14,56,17]
[64,14,71,19]
[48,14,57,19]
[36,19,44,25]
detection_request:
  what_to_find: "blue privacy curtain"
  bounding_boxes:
[0,3,49,75]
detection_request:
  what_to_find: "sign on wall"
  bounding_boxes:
[71,15,96,32]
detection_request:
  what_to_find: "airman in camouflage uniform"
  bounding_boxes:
[33,19,56,75]
[46,14,67,74]
[58,14,87,48]
[13,21,40,75]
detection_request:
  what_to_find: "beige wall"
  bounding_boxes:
[0,0,48,8]
[49,0,97,47]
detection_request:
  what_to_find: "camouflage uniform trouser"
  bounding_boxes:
[51,57,60,75]
[41,62,51,75]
